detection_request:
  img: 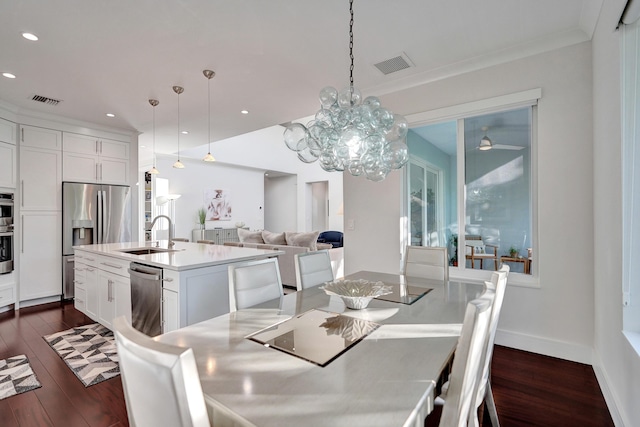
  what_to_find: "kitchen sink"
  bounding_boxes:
[118,247,178,255]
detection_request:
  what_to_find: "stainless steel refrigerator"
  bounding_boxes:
[62,182,132,299]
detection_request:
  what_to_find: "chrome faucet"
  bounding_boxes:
[150,215,174,248]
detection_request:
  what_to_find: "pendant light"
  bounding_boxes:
[283,0,408,182]
[173,85,185,169]
[148,99,160,174]
[202,69,216,162]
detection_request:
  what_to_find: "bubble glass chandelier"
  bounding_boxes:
[283,0,408,182]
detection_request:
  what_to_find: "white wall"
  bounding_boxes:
[181,124,343,233]
[592,0,640,425]
[345,42,595,363]
[153,155,266,239]
[264,175,297,232]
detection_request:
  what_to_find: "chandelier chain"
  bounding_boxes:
[349,0,354,89]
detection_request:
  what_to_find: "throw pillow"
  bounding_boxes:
[262,230,286,245]
[237,228,265,244]
[285,231,320,251]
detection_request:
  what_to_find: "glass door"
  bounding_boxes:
[408,157,444,247]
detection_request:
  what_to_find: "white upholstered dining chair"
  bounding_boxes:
[294,249,334,291]
[471,264,509,427]
[228,257,283,311]
[433,265,509,427]
[402,246,449,281]
[113,316,211,427]
[439,291,494,427]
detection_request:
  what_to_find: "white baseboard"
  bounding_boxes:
[494,328,593,364]
[591,352,626,427]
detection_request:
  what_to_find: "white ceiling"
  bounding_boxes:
[0,0,602,158]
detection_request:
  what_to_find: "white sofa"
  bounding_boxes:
[227,229,344,287]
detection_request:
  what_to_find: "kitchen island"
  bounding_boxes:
[72,241,283,334]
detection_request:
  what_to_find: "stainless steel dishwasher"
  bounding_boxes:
[128,262,162,336]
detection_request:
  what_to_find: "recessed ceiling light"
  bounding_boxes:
[241,110,249,114]
[2,73,16,79]
[106,113,115,117]
[22,32,38,41]
[181,130,189,135]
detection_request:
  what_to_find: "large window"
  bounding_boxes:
[405,106,533,276]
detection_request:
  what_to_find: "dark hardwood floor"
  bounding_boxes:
[0,301,128,427]
[1,302,614,427]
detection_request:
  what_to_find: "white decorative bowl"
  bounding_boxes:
[235,221,245,228]
[320,279,393,310]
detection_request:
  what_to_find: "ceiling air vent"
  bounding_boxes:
[373,53,414,75]
[31,94,62,106]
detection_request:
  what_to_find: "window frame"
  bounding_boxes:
[402,89,541,287]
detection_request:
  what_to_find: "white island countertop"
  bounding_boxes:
[73,241,283,271]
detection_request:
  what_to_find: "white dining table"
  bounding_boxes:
[155,271,485,427]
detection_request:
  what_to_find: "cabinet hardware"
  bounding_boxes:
[101,262,123,269]
[21,128,24,142]
[162,277,174,282]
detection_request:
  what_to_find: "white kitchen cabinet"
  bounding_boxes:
[0,118,16,145]
[97,268,131,330]
[162,288,179,333]
[74,259,88,314]
[84,264,98,318]
[20,125,62,150]
[162,264,230,331]
[92,254,131,329]
[74,250,132,329]
[0,142,16,188]
[0,274,17,309]
[74,286,86,313]
[0,118,17,188]
[19,146,62,211]
[19,211,61,301]
[74,253,99,319]
[63,133,129,185]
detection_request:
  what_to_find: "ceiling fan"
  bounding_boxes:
[475,126,524,151]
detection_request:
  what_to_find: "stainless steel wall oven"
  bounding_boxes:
[0,193,14,274]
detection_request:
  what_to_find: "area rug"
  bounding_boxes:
[43,323,119,387]
[0,354,42,400]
